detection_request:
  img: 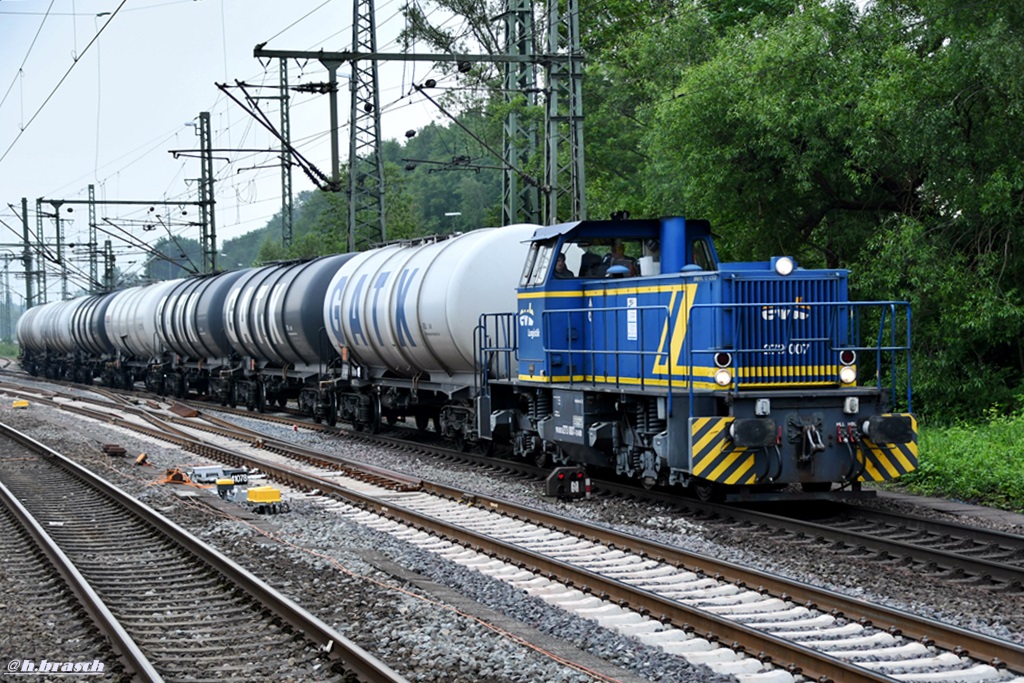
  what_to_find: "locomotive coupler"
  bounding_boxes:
[800,423,826,463]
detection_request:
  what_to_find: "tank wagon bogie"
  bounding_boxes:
[16,215,918,502]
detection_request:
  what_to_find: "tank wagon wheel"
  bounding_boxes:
[228,386,238,409]
[275,396,287,409]
[368,395,383,434]
[415,412,431,433]
[178,377,189,400]
[256,383,267,414]
[326,397,338,427]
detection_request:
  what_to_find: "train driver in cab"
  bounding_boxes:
[553,252,575,279]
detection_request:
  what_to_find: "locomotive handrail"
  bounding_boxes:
[536,303,674,394]
[685,300,912,416]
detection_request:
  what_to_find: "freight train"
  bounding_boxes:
[15,216,918,501]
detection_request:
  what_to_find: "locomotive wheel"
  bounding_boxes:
[533,450,549,468]
[801,482,832,493]
[692,480,724,503]
[452,431,469,452]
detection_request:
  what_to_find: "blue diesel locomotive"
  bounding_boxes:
[16,215,917,501]
[474,216,916,501]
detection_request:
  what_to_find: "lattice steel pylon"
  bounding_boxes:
[502,0,540,226]
[197,111,217,273]
[279,59,294,248]
[348,0,386,251]
[544,0,586,224]
[88,184,98,293]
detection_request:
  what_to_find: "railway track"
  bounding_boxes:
[0,480,132,681]
[4,374,1024,596]
[4,374,1024,681]
[0,420,406,683]
[9,383,1024,683]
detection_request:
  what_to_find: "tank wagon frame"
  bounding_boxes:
[17,216,917,502]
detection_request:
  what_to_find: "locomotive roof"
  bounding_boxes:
[529,216,712,242]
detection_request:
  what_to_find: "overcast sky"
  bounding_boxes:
[0,0,450,299]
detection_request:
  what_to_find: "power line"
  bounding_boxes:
[0,0,128,166]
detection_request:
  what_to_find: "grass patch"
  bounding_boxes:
[899,411,1024,513]
[0,341,18,358]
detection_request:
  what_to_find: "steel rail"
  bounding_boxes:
[31,405,912,682]
[420,484,1024,674]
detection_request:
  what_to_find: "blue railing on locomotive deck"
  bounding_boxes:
[686,299,912,412]
[478,303,676,392]
[477,299,912,417]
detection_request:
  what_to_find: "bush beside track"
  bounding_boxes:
[895,411,1024,513]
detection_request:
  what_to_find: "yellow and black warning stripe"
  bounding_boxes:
[689,417,759,485]
[858,414,918,482]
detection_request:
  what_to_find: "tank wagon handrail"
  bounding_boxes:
[686,300,912,416]
[476,312,518,396]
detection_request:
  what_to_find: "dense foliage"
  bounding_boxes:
[161,0,1024,425]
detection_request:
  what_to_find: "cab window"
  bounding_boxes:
[692,239,715,270]
[520,242,555,287]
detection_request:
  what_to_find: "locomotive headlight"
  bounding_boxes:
[773,256,795,276]
[714,352,732,368]
[714,368,732,386]
[839,365,857,384]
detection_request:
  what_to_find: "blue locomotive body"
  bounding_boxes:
[482,216,916,500]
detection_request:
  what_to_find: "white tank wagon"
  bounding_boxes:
[219,254,355,412]
[103,279,183,388]
[153,269,248,397]
[70,292,118,358]
[17,292,118,383]
[321,225,537,434]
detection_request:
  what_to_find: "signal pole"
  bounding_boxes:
[279,59,294,247]
[544,0,585,224]
[35,199,47,303]
[88,185,99,293]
